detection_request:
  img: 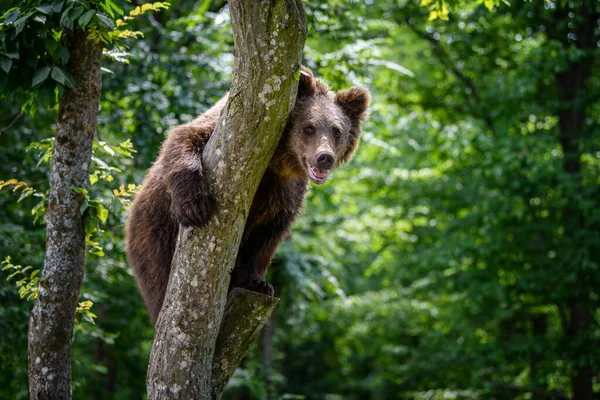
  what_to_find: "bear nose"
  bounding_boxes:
[316,152,335,170]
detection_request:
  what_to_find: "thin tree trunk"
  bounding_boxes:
[530,313,547,400]
[146,1,306,399]
[27,30,103,400]
[259,306,278,399]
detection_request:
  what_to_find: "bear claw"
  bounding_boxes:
[234,278,275,297]
[169,169,215,227]
[173,194,214,227]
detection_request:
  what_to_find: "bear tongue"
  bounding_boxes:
[307,162,330,183]
[313,168,328,179]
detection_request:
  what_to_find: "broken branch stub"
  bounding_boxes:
[211,288,279,399]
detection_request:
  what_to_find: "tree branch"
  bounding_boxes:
[146,1,306,398]
[405,22,496,134]
[0,112,24,134]
[406,23,481,103]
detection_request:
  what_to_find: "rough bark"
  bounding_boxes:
[146,1,306,398]
[27,30,103,400]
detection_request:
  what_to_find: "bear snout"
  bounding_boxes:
[316,151,335,170]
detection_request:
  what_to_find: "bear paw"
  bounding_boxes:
[169,169,215,227]
[235,278,275,297]
[173,194,214,227]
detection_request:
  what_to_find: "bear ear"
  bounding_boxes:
[336,87,371,164]
[297,66,330,98]
[297,66,316,98]
[335,87,371,122]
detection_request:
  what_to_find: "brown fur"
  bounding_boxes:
[125,68,370,324]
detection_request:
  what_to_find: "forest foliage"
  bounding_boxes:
[0,0,599,399]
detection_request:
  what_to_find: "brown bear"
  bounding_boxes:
[125,68,370,324]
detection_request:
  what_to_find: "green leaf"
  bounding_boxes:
[294,69,301,80]
[17,190,31,203]
[32,67,51,87]
[13,16,29,35]
[5,9,19,24]
[95,13,115,30]
[107,0,124,16]
[79,200,89,214]
[98,141,115,156]
[97,204,108,224]
[60,69,75,88]
[37,85,55,109]
[8,271,21,281]
[36,5,54,15]
[82,312,96,324]
[78,10,95,28]
[33,15,47,24]
[52,1,65,13]
[0,58,12,74]
[60,5,74,30]
[55,46,69,64]
[5,53,19,60]
[99,1,116,18]
[46,40,58,58]
[70,6,85,21]
[89,174,98,185]
[50,66,67,84]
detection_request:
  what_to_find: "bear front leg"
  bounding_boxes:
[168,168,215,227]
[230,213,293,296]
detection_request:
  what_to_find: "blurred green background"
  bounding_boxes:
[1,0,599,399]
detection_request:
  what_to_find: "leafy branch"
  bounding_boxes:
[2,256,40,301]
[0,1,170,113]
[421,0,510,21]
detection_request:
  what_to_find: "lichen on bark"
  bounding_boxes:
[146,1,306,398]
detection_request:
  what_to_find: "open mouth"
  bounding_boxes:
[306,161,330,184]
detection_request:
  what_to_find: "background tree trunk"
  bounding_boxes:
[27,30,103,400]
[258,306,278,398]
[551,2,598,399]
[146,1,306,398]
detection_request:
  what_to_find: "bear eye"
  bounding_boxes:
[332,127,341,139]
[303,125,314,134]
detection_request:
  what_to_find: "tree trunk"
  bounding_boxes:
[551,2,598,399]
[146,1,306,399]
[258,306,278,399]
[530,313,547,400]
[27,30,103,400]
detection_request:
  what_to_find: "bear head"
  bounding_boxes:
[273,67,371,184]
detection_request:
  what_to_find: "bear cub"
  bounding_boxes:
[126,68,370,324]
